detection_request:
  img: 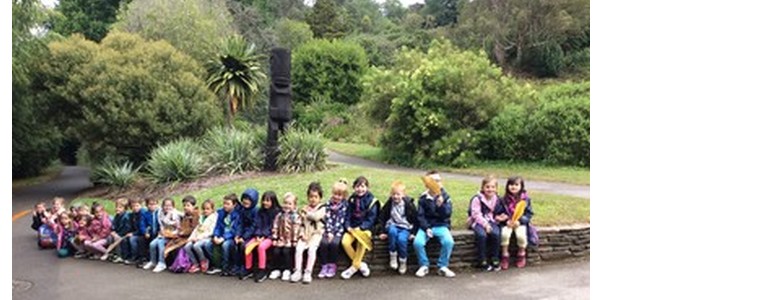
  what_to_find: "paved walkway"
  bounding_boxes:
[328,151,590,199]
[12,166,589,300]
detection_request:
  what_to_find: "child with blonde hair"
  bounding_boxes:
[378,181,418,274]
[318,179,348,279]
[268,192,301,281]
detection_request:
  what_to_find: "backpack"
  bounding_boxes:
[37,224,58,249]
[169,247,193,273]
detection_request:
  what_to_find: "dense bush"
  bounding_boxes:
[478,81,590,166]
[292,39,368,105]
[368,39,523,166]
[38,32,223,164]
[277,128,327,173]
[202,126,266,175]
[91,161,141,188]
[146,139,207,183]
[528,96,590,166]
[478,104,531,161]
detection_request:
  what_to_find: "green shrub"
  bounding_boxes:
[478,104,531,161]
[39,33,222,164]
[375,39,523,166]
[528,97,590,166]
[293,97,350,131]
[273,18,313,51]
[292,39,368,105]
[520,41,565,78]
[91,161,141,188]
[146,139,207,183]
[202,126,266,175]
[277,128,327,173]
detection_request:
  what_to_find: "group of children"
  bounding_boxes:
[32,172,536,283]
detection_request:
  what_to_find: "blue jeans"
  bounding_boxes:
[119,237,131,259]
[473,222,501,263]
[128,236,145,261]
[218,240,237,271]
[413,226,454,268]
[388,224,411,259]
[149,237,166,265]
[186,239,211,265]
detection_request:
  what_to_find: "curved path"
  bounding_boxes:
[328,151,590,199]
[13,167,589,299]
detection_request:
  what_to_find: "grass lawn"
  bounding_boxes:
[326,141,590,185]
[73,165,589,228]
[12,163,64,191]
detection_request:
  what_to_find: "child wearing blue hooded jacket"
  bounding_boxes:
[205,193,240,276]
[414,171,456,278]
[235,188,259,279]
[340,176,380,280]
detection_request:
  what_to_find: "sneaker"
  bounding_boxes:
[282,270,292,281]
[200,261,209,273]
[152,263,166,273]
[500,256,510,270]
[437,266,456,278]
[142,262,155,270]
[241,271,255,280]
[123,259,134,265]
[88,254,99,260]
[479,260,493,272]
[290,269,302,283]
[415,266,429,278]
[74,252,87,259]
[255,270,268,282]
[516,249,527,268]
[302,272,312,284]
[341,266,358,279]
[111,256,124,264]
[491,259,501,272]
[326,263,337,278]
[100,254,109,261]
[318,264,329,279]
[359,262,371,277]
[188,264,200,274]
[399,258,408,275]
[269,270,281,280]
[389,251,398,270]
[206,267,222,275]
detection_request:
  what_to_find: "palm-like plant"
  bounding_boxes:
[206,35,268,126]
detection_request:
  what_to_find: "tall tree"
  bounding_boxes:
[113,0,235,64]
[206,35,269,127]
[50,0,124,42]
[13,0,62,177]
[422,0,458,27]
[306,0,349,39]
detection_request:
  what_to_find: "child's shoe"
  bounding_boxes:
[302,271,312,284]
[100,254,109,261]
[479,260,492,272]
[282,270,292,281]
[437,266,456,278]
[111,256,124,264]
[415,266,429,277]
[326,263,337,278]
[200,260,209,273]
[500,255,510,270]
[188,264,200,274]
[341,266,358,279]
[516,248,527,268]
[398,258,408,275]
[389,251,398,270]
[269,269,281,280]
[359,262,371,277]
[318,264,329,278]
[255,269,268,282]
[142,261,155,270]
[206,267,222,275]
[290,269,302,283]
[152,262,166,273]
[491,258,501,272]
